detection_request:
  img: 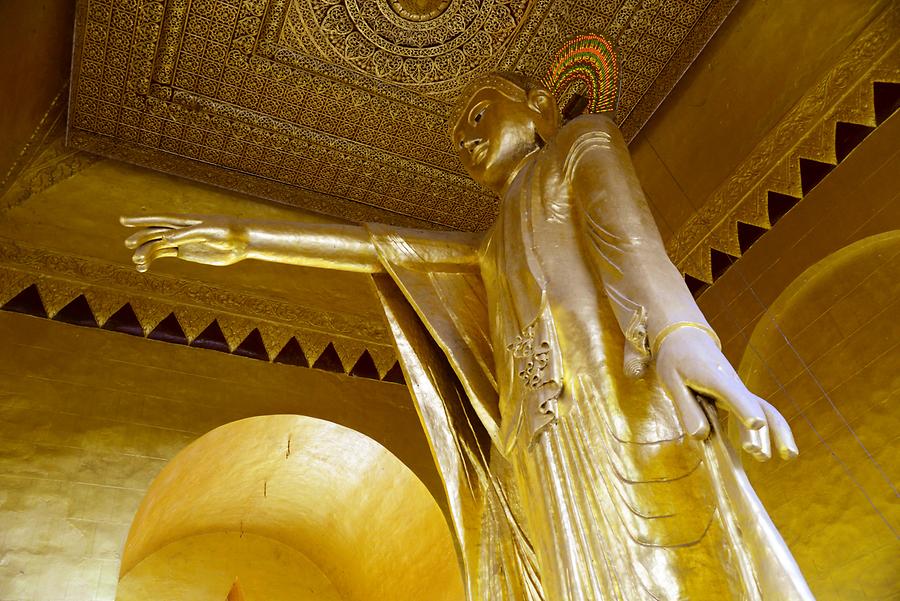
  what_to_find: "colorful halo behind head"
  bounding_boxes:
[542,32,621,116]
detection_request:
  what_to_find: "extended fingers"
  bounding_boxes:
[685,365,766,431]
[729,390,767,430]
[122,217,207,266]
[160,226,217,245]
[132,238,170,266]
[133,238,181,269]
[120,215,203,228]
[126,224,215,252]
[135,248,178,272]
[762,400,799,460]
[125,227,170,249]
[740,421,772,461]
[726,396,797,462]
[666,379,710,440]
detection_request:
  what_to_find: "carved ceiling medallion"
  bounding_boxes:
[283,0,529,90]
[68,0,737,230]
[281,0,529,94]
[390,0,452,22]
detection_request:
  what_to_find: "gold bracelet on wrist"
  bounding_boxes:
[651,322,721,356]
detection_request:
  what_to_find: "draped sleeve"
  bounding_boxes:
[558,114,714,374]
[365,223,503,446]
[369,245,544,601]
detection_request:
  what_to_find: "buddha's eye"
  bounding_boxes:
[471,104,487,124]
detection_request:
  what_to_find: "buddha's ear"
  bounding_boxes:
[526,87,561,137]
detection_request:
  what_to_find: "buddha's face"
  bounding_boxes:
[451,85,557,194]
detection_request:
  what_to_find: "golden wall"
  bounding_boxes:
[698,106,900,600]
[0,1,73,187]
[0,310,445,599]
[741,232,899,599]
[0,2,897,598]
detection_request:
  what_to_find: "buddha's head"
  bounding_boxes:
[450,73,561,195]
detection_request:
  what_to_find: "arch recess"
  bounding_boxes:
[117,415,465,601]
[738,230,900,600]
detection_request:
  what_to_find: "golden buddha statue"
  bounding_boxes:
[123,73,813,600]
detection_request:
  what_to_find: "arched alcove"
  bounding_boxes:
[738,231,900,600]
[116,415,465,601]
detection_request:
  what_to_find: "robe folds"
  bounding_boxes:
[366,114,813,601]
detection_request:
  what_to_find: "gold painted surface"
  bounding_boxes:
[0,243,397,373]
[697,105,900,362]
[689,109,900,600]
[642,0,889,209]
[0,148,406,371]
[665,2,900,281]
[4,5,894,597]
[67,0,738,230]
[118,533,344,601]
[623,0,894,250]
[0,92,100,213]
[0,0,74,195]
[0,310,443,600]
[389,0,452,22]
[121,74,812,599]
[119,415,464,601]
[737,233,900,600]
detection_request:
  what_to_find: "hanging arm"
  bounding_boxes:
[564,114,797,461]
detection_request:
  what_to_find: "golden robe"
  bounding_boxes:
[368,115,812,601]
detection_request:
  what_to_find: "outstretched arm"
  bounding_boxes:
[122,215,386,273]
[564,114,798,462]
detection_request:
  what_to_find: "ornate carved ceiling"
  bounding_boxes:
[67,0,737,230]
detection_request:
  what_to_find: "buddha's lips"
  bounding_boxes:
[472,143,488,165]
